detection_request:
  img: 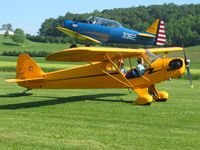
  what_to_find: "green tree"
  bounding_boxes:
[6,24,13,31]
[1,24,7,30]
[12,28,25,45]
[1,23,13,31]
[4,31,9,39]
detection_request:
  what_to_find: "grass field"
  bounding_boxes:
[0,36,200,149]
[0,72,200,149]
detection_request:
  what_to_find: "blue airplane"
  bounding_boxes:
[57,16,166,46]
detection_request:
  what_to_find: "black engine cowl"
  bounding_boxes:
[168,59,183,71]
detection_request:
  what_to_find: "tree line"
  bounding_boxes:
[34,3,200,46]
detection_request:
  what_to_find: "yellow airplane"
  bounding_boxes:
[6,46,191,105]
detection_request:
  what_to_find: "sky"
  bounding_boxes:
[0,0,199,35]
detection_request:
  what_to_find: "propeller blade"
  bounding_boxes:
[186,64,193,88]
[181,40,193,88]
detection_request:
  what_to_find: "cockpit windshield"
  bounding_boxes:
[144,49,160,63]
[87,16,123,28]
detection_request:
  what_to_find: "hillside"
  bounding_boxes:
[0,36,68,53]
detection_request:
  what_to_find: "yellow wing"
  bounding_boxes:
[46,47,143,62]
[46,47,183,62]
[149,47,183,53]
[57,27,101,44]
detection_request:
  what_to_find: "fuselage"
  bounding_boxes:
[18,57,185,90]
[63,20,156,45]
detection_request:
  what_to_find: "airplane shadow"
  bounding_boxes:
[0,93,133,110]
[0,93,33,97]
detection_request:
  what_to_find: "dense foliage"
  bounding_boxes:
[26,34,72,44]
[37,3,200,46]
[12,28,25,45]
[1,50,50,57]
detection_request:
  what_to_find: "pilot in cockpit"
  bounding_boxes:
[126,57,145,79]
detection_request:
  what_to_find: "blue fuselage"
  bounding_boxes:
[64,20,156,45]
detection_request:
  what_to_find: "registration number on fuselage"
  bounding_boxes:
[122,32,136,41]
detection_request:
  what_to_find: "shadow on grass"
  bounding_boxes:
[2,42,19,46]
[0,93,33,97]
[0,93,132,109]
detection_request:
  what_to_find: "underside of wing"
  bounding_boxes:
[46,47,144,62]
[46,47,183,62]
[57,27,101,44]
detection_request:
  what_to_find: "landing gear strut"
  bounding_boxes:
[148,85,168,102]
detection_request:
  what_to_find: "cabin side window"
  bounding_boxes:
[106,57,151,79]
[106,57,149,73]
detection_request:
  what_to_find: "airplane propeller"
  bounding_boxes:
[181,41,193,88]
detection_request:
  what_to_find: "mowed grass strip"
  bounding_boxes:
[0,72,200,149]
[0,60,78,72]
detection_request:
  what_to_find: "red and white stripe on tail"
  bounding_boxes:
[156,20,166,46]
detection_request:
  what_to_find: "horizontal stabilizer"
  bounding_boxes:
[138,33,156,38]
[6,77,44,83]
[5,53,45,84]
[57,27,101,44]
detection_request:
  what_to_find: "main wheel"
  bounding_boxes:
[156,91,169,102]
[135,95,153,105]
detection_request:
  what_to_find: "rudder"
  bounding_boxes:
[146,19,166,46]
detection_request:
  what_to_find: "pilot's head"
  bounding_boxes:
[137,57,144,64]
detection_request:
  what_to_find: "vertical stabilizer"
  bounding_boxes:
[16,54,44,80]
